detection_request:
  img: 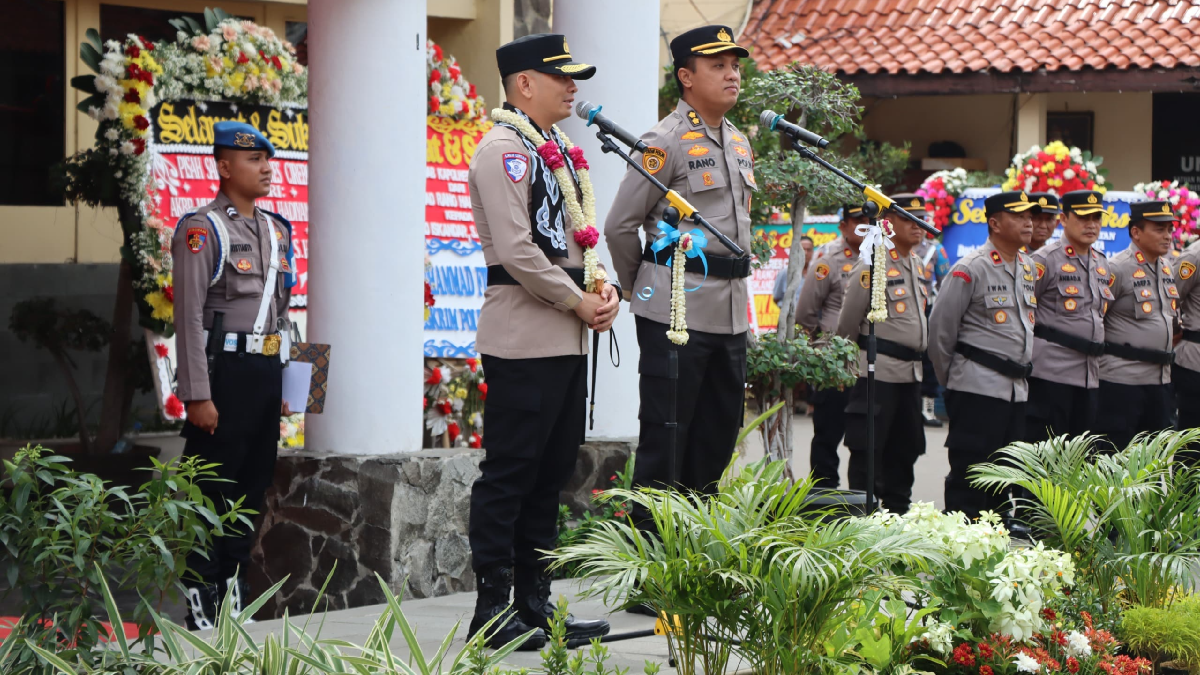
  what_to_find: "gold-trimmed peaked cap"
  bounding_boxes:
[842,202,865,218]
[984,190,1037,217]
[888,193,927,215]
[1029,192,1061,215]
[1061,190,1106,216]
[1130,200,1176,224]
[496,33,596,80]
[670,24,750,71]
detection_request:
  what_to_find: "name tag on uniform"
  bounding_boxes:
[224,334,238,352]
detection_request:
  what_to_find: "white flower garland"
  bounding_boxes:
[667,237,691,345]
[490,108,604,293]
[868,242,889,323]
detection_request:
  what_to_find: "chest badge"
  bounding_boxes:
[1134,269,1146,279]
[1064,285,1080,296]
[734,146,749,157]
[702,171,714,186]
[1172,298,1179,312]
[841,263,852,273]
[814,263,829,280]
[687,144,709,156]
[280,257,290,272]
[860,270,870,289]
[1064,298,1078,311]
[680,131,704,140]
[1142,301,1154,314]
[994,309,1008,324]
[236,258,252,272]
[886,268,901,278]
[895,301,907,314]
[1061,263,1077,273]
[186,227,207,254]
[1028,310,1036,325]
[895,287,908,297]
[1096,266,1107,276]
[731,133,745,143]
[1169,286,1179,298]
[1140,288,1153,299]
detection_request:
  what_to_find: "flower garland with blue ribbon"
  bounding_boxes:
[636,220,709,345]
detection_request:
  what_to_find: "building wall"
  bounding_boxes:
[1043,91,1152,191]
[862,94,1016,176]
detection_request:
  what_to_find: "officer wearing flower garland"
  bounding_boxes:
[835,211,928,514]
[172,121,296,630]
[928,191,1036,519]
[1027,190,1111,442]
[1094,201,1178,451]
[604,25,754,531]
[466,33,616,650]
[795,203,868,487]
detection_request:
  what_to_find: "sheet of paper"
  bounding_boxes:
[282,361,313,414]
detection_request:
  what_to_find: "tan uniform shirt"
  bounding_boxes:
[172,192,292,402]
[1100,247,1177,385]
[836,249,929,383]
[796,239,857,335]
[604,99,756,335]
[1175,241,1200,372]
[928,241,1036,402]
[470,123,595,359]
[1030,240,1110,388]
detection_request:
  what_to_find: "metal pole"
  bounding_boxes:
[863,204,880,513]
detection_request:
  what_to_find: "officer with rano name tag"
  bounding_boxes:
[1027,190,1111,442]
[1094,201,1178,451]
[466,34,615,650]
[835,210,929,514]
[928,191,1037,519]
[173,121,297,631]
[604,26,754,533]
[795,203,868,488]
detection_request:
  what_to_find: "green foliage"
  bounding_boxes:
[9,298,110,356]
[969,430,1200,611]
[554,453,636,579]
[746,330,858,402]
[1120,598,1200,670]
[548,460,947,675]
[0,445,250,673]
[841,592,944,673]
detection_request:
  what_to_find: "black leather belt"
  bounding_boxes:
[642,243,752,279]
[1103,342,1174,365]
[1034,324,1105,357]
[487,264,586,291]
[955,343,1034,379]
[857,335,925,362]
[1184,329,1200,344]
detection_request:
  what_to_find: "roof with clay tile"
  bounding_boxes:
[743,0,1200,75]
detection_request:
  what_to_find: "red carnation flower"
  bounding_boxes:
[432,44,443,61]
[568,145,589,170]
[953,643,976,667]
[154,343,169,358]
[1067,657,1080,674]
[574,225,599,249]
[123,88,140,104]
[130,138,146,155]
[429,95,440,113]
[438,400,453,415]
[271,55,282,70]
[468,83,477,98]
[448,65,461,80]
[140,37,154,51]
[133,115,149,130]
[460,101,470,114]
[162,283,173,301]
[980,667,994,675]
[236,51,249,64]
[478,382,488,400]
[466,357,478,372]
[165,393,184,419]
[125,44,140,58]
[426,367,443,384]
[1042,608,1057,622]
[469,433,482,449]
[447,421,460,442]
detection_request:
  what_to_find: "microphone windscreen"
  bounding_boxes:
[575,100,594,120]
[759,109,779,130]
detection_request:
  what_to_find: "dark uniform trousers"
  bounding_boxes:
[182,351,282,583]
[843,378,925,514]
[1173,363,1200,466]
[1025,377,1099,443]
[1095,380,1173,452]
[943,389,1025,520]
[808,386,849,487]
[631,316,747,527]
[921,301,940,400]
[469,354,587,573]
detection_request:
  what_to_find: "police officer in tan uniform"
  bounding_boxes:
[795,204,868,487]
[1029,192,1060,252]
[1027,190,1111,442]
[466,34,615,649]
[836,212,928,513]
[1174,238,1200,461]
[604,25,753,520]
[172,121,296,630]
[1094,201,1178,450]
[929,191,1037,519]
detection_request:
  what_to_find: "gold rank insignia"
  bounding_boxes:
[842,263,852,272]
[815,263,830,280]
[1088,193,1098,204]
[687,110,702,127]
[1182,261,1197,279]
[887,268,900,278]
[1164,264,1173,276]
[990,251,1002,265]
[718,27,731,41]
[1134,269,1146,279]
[732,133,745,143]
[680,131,704,140]
[843,248,853,257]
[687,144,710,156]
[860,270,870,289]
[1136,251,1147,264]
[1065,246,1076,257]
[889,249,899,260]
[1061,263,1077,273]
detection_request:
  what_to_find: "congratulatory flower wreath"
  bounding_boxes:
[60,8,307,336]
[1002,141,1107,196]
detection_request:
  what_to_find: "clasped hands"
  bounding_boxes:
[573,282,620,333]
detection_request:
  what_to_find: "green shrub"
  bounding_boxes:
[1120,597,1200,672]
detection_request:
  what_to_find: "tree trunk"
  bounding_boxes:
[51,350,92,455]
[94,219,137,455]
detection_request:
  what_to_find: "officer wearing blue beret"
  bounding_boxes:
[172,120,297,630]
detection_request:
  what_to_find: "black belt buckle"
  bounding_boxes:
[731,255,751,279]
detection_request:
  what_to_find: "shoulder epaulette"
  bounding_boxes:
[262,210,298,290]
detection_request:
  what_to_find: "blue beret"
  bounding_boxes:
[213,121,275,158]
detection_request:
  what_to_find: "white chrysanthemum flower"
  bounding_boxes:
[102,100,119,119]
[1014,653,1041,673]
[104,127,120,141]
[1063,168,1076,179]
[109,148,119,156]
[87,106,102,120]
[120,140,136,155]
[114,170,123,178]
[1097,175,1106,185]
[1066,631,1092,657]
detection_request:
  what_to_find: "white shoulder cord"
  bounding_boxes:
[204,212,232,288]
[253,212,280,336]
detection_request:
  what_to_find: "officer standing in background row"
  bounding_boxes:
[796,204,868,487]
[929,191,1036,519]
[1028,192,1061,253]
[905,195,948,428]
[1094,201,1178,450]
[835,211,928,514]
[1173,235,1200,461]
[604,26,754,536]
[173,121,296,630]
[1026,190,1110,442]
[466,34,615,650]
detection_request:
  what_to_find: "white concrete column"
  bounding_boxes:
[555,0,661,439]
[306,0,427,454]
[1016,93,1047,155]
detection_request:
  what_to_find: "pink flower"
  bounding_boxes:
[269,77,283,93]
[537,142,565,171]
[292,62,304,75]
[191,35,212,52]
[568,145,589,170]
[574,225,599,249]
[221,24,238,42]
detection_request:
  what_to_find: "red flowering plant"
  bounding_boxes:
[427,38,485,120]
[916,168,1003,234]
[1001,141,1108,196]
[422,358,486,448]
[552,452,637,578]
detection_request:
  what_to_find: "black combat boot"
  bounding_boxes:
[467,565,547,651]
[514,566,611,641]
[184,582,221,631]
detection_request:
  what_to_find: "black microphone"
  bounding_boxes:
[575,101,648,153]
[760,110,830,149]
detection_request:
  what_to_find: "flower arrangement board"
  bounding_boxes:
[749,218,838,333]
[941,188,1142,266]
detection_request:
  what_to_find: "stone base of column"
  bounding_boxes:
[248,441,633,619]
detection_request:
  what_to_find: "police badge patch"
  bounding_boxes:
[642,147,667,175]
[814,263,829,280]
[186,227,207,254]
[1182,261,1197,280]
[502,152,528,183]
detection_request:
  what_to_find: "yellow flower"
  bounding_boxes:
[146,291,173,322]
[228,72,245,91]
[1043,162,1055,174]
[223,56,234,70]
